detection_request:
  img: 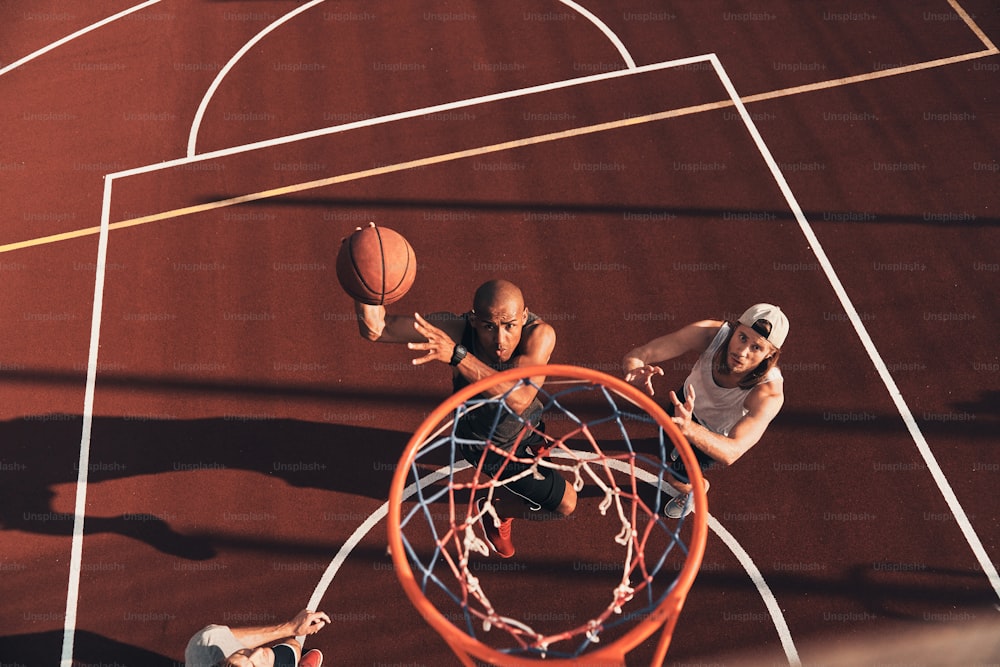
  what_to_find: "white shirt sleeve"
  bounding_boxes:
[185,624,246,667]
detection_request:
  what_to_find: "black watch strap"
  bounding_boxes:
[449,344,468,366]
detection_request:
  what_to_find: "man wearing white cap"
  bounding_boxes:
[622,304,788,518]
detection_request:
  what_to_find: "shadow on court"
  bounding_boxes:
[0,411,416,560]
[0,629,174,667]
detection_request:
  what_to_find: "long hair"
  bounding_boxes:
[712,321,782,390]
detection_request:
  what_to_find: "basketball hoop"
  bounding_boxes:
[387,364,708,666]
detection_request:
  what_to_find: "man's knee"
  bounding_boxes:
[556,482,577,516]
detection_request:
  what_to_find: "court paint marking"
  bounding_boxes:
[186,0,326,156]
[741,48,997,107]
[182,0,992,157]
[59,178,115,667]
[949,0,998,52]
[557,0,637,69]
[709,50,1000,603]
[0,0,162,77]
[89,101,726,229]
[0,57,699,256]
[3,36,996,256]
[707,517,799,665]
[34,4,167,664]
[185,0,635,156]
[180,58,700,171]
[307,456,798,664]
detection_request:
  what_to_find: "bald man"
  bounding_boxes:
[355,279,576,557]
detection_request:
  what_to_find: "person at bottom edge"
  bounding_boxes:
[184,608,330,667]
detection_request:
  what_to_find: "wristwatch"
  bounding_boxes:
[449,344,468,366]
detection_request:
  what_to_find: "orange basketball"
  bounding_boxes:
[336,224,416,305]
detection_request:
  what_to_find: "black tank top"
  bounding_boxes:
[453,312,545,448]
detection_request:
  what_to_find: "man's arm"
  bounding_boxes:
[669,381,784,466]
[622,320,722,395]
[355,301,462,343]
[623,320,722,369]
[226,609,330,651]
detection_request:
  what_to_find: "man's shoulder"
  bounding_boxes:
[523,316,556,341]
[683,320,725,350]
[752,373,784,402]
[184,625,242,667]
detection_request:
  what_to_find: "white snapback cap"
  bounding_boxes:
[738,303,789,348]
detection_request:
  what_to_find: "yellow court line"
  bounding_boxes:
[0,100,724,254]
[111,102,728,226]
[743,49,998,105]
[0,225,104,253]
[4,43,997,256]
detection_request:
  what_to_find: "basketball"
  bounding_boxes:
[336,223,417,305]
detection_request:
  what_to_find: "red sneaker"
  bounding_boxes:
[300,648,323,667]
[477,498,515,558]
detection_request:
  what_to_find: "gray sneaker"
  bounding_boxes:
[664,493,694,519]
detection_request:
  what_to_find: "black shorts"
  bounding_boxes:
[273,644,296,667]
[460,423,566,512]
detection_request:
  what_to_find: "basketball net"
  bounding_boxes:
[387,365,708,666]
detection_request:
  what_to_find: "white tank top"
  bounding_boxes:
[683,323,781,436]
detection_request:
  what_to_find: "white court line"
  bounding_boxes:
[0,0,162,77]
[186,0,326,156]
[707,517,799,665]
[60,177,115,667]
[181,0,995,163]
[949,0,998,52]
[708,50,1000,607]
[180,57,697,170]
[558,0,637,69]
[40,4,164,664]
[185,0,635,157]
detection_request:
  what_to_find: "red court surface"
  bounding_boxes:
[1,1,998,665]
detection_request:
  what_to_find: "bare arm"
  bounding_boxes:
[355,301,462,343]
[226,609,330,651]
[669,381,784,466]
[622,320,722,395]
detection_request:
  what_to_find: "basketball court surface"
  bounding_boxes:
[1,1,998,665]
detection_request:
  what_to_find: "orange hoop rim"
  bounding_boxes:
[387,363,708,666]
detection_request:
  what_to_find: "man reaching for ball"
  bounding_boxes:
[622,304,788,519]
[354,278,576,557]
